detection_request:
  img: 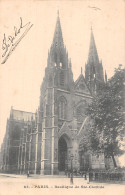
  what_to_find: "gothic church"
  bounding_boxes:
[0,13,113,175]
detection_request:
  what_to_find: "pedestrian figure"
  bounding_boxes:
[27,171,29,178]
[68,171,70,178]
[65,169,67,176]
[87,172,89,184]
[85,173,87,180]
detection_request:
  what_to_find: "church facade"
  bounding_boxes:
[0,14,114,175]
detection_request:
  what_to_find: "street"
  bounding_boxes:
[0,173,124,195]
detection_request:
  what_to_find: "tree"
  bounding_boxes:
[87,65,125,167]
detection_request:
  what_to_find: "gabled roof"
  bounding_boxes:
[74,74,92,95]
[58,121,72,138]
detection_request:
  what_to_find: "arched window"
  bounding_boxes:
[60,71,64,86]
[76,103,86,122]
[58,96,67,119]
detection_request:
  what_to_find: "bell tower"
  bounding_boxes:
[38,11,74,175]
[46,11,73,90]
[85,27,104,94]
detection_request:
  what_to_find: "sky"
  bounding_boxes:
[0,0,125,149]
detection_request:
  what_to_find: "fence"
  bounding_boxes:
[89,171,125,182]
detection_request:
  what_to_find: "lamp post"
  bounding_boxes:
[70,154,74,184]
[27,161,29,178]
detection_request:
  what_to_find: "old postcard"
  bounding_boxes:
[0,0,125,195]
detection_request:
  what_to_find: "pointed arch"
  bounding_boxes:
[58,96,67,119]
[58,133,72,171]
[75,100,87,122]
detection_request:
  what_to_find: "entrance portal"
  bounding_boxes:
[79,150,89,171]
[58,137,67,171]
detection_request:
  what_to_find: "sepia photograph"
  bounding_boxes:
[0,0,125,195]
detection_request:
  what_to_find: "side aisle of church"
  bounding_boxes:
[0,13,114,175]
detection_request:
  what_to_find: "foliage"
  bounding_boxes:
[86,65,125,166]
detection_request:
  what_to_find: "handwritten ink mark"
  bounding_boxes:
[1,17,33,64]
[88,6,101,11]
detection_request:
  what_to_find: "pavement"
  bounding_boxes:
[0,173,124,195]
[0,173,124,184]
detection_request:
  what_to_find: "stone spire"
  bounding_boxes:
[48,11,67,68]
[105,70,107,83]
[44,12,73,90]
[87,27,99,64]
[85,27,104,94]
[52,11,64,48]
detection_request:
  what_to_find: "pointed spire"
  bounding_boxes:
[69,58,71,66]
[52,11,64,48]
[57,10,59,17]
[105,70,107,83]
[10,106,13,119]
[91,24,93,32]
[87,27,99,64]
[85,27,105,94]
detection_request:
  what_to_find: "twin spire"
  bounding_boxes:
[51,12,107,85]
[52,12,100,66]
[52,12,99,67]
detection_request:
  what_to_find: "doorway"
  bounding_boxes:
[58,137,67,171]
